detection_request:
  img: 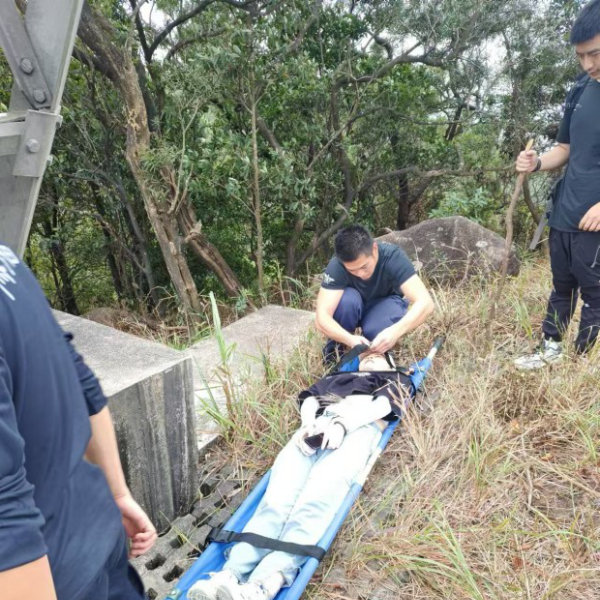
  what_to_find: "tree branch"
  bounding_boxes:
[334,26,475,92]
[373,34,393,60]
[72,47,115,82]
[274,0,322,62]
[165,27,227,60]
[359,166,511,194]
[148,0,216,58]
[294,87,355,268]
[129,0,152,62]
[147,0,259,59]
[256,116,284,154]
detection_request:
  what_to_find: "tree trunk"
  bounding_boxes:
[285,215,305,277]
[91,189,134,304]
[79,3,203,315]
[250,90,264,292]
[40,214,80,315]
[396,173,411,230]
[177,204,244,298]
[111,177,161,309]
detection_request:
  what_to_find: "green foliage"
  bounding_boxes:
[429,187,500,228]
[9,0,586,316]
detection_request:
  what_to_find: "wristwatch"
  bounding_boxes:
[532,157,542,173]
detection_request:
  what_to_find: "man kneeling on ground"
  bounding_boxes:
[188,352,412,600]
[315,225,434,363]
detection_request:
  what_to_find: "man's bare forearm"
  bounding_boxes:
[315,312,356,346]
[391,296,434,340]
[86,406,129,499]
[539,144,570,171]
[0,556,57,600]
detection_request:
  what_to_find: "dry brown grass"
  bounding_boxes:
[213,257,600,600]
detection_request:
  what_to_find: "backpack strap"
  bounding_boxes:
[565,73,591,118]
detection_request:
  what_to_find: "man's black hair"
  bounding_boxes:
[334,225,374,263]
[571,0,600,44]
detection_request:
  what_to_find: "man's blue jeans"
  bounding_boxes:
[324,288,409,363]
[223,424,382,586]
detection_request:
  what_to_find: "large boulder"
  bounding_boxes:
[378,216,520,283]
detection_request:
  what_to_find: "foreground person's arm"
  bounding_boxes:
[0,353,57,599]
[1,557,57,600]
[86,406,158,557]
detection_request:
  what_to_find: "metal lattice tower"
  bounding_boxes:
[0,0,84,255]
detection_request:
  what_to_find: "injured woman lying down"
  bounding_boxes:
[188,351,411,600]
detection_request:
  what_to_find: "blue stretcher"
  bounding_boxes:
[165,337,444,600]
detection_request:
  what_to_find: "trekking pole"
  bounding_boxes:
[485,139,534,345]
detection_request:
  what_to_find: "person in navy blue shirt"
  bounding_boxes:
[0,243,156,600]
[515,0,600,369]
[315,225,434,363]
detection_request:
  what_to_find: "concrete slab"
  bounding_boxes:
[188,305,314,449]
[55,312,198,531]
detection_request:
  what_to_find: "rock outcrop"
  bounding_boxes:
[378,216,520,283]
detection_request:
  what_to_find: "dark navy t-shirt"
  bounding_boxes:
[551,77,600,231]
[0,244,122,598]
[321,242,416,303]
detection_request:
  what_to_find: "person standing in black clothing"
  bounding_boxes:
[515,0,600,369]
[0,242,156,600]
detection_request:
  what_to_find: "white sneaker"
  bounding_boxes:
[217,580,275,600]
[514,339,564,370]
[188,571,239,600]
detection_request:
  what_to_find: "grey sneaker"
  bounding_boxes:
[217,580,275,600]
[188,571,239,600]
[514,339,564,370]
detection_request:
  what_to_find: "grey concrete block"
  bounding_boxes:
[189,305,314,387]
[55,312,198,531]
[189,305,314,446]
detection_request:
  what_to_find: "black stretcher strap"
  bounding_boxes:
[206,527,326,561]
[334,344,414,377]
[334,343,369,371]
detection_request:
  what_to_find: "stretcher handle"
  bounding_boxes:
[432,336,445,352]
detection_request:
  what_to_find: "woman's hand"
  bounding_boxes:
[321,420,346,450]
[294,425,318,456]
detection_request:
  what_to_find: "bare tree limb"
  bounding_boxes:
[147,0,259,59]
[72,47,115,82]
[334,23,476,92]
[129,0,152,62]
[359,166,511,193]
[165,27,227,60]
[147,1,216,58]
[256,116,284,155]
[373,34,393,60]
[274,0,322,62]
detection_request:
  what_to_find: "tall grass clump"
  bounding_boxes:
[209,257,600,599]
